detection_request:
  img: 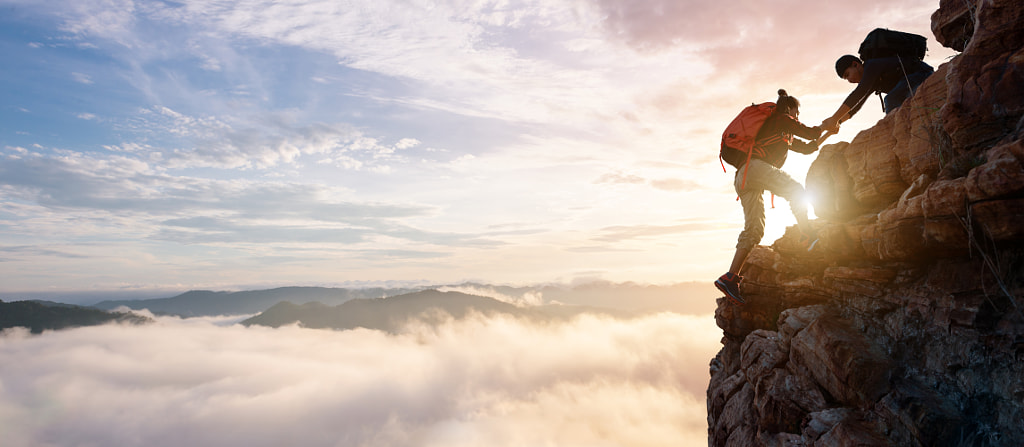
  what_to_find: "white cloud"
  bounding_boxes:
[121,106,420,170]
[0,150,444,246]
[0,312,720,446]
[436,285,544,307]
[71,71,94,84]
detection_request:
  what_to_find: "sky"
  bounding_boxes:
[0,311,722,446]
[0,0,957,294]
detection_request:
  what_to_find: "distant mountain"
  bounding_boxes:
[85,281,718,319]
[242,290,625,332]
[92,286,421,317]
[442,281,719,315]
[0,300,152,334]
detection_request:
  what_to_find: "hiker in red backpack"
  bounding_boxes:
[715,89,822,305]
[822,29,934,133]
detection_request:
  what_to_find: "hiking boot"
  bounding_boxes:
[714,272,745,305]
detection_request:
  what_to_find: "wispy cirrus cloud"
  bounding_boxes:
[0,150,465,247]
[118,106,421,171]
[593,221,722,243]
[595,171,701,192]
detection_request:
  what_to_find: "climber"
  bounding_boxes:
[715,90,823,305]
[821,29,934,133]
[821,55,934,133]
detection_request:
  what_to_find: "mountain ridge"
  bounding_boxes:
[87,281,718,317]
[0,300,152,334]
[241,289,630,332]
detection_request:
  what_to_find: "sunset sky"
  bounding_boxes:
[0,0,956,294]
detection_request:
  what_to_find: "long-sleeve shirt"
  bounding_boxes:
[844,56,929,117]
[751,112,822,168]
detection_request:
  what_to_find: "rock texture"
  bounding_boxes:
[708,1,1024,445]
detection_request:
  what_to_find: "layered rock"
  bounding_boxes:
[708,0,1024,445]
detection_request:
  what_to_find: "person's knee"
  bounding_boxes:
[885,90,908,113]
[736,238,759,251]
[737,228,764,249]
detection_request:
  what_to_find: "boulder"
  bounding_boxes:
[892,63,951,185]
[931,0,977,52]
[941,0,1024,150]
[844,115,908,207]
[788,316,892,406]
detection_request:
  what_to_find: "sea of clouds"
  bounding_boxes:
[0,310,720,446]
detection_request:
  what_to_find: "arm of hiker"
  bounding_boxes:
[829,58,887,130]
[791,138,820,154]
[781,115,822,141]
[822,105,851,133]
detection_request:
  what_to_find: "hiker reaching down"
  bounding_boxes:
[715,89,822,305]
[822,29,935,133]
[821,55,934,132]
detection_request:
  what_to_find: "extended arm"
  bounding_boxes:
[823,59,890,132]
[791,138,820,154]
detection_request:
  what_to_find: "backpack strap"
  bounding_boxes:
[740,144,756,190]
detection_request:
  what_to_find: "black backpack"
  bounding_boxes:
[858,28,927,61]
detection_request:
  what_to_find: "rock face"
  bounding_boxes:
[708,1,1024,445]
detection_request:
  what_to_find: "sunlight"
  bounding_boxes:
[806,191,819,220]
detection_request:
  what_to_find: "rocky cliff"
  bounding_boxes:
[707,1,1024,445]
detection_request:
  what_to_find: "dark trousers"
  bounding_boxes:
[883,62,935,113]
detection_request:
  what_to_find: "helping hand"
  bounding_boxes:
[821,117,841,134]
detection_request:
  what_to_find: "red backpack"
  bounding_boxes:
[720,102,783,189]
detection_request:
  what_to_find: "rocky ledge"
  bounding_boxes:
[707,0,1024,445]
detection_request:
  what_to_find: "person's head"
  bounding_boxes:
[835,55,863,84]
[776,89,800,117]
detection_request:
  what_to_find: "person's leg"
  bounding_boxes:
[727,247,751,275]
[744,159,810,235]
[905,64,934,95]
[716,164,765,305]
[884,80,910,113]
[733,164,766,272]
[885,63,934,113]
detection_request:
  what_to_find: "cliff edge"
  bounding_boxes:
[707,0,1024,445]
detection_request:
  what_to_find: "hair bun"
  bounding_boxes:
[778,89,788,97]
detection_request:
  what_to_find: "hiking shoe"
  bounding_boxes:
[715,272,745,305]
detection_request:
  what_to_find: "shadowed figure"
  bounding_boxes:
[822,29,935,133]
[715,89,822,305]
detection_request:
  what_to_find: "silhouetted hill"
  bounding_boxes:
[452,281,718,314]
[241,290,620,331]
[0,300,152,334]
[87,282,717,319]
[92,286,420,317]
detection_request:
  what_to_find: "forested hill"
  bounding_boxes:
[1,300,151,334]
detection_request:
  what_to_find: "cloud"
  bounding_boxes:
[0,151,490,248]
[0,245,90,260]
[595,171,702,192]
[124,106,403,171]
[71,71,94,84]
[594,221,721,243]
[0,312,720,446]
[650,178,701,192]
[436,285,544,307]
